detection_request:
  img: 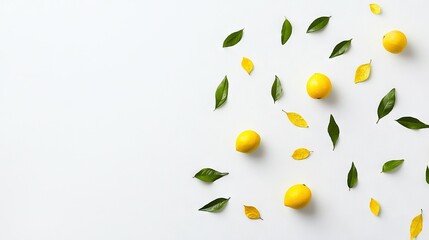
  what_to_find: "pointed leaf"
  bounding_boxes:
[369,3,381,15]
[377,88,395,123]
[381,159,404,173]
[282,110,308,128]
[199,197,230,212]
[307,16,331,33]
[410,210,423,239]
[347,162,358,190]
[194,168,229,183]
[369,198,380,216]
[223,29,243,48]
[329,39,352,58]
[244,205,262,220]
[214,76,229,110]
[426,166,429,184]
[328,114,340,150]
[292,148,311,160]
[241,57,254,75]
[271,75,283,103]
[281,18,292,45]
[396,117,429,129]
[355,60,372,83]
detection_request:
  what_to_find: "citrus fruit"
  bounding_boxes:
[383,30,407,54]
[284,184,312,209]
[306,73,332,99]
[235,130,261,153]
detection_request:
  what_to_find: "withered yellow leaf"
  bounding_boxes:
[282,110,309,128]
[241,57,254,75]
[244,205,262,220]
[292,148,311,160]
[410,210,423,239]
[355,60,372,83]
[369,198,380,216]
[369,3,381,15]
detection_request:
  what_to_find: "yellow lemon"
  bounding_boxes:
[284,184,312,209]
[383,30,407,54]
[306,73,332,99]
[235,130,260,153]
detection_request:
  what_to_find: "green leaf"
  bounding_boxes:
[377,88,396,123]
[307,16,331,33]
[329,39,352,58]
[328,114,340,150]
[396,117,429,129]
[199,197,230,212]
[347,162,358,190]
[281,18,292,45]
[223,29,243,48]
[271,75,283,103]
[214,76,229,110]
[194,168,229,183]
[381,159,404,173]
[426,166,429,184]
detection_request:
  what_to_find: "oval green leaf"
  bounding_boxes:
[426,166,429,184]
[381,159,404,173]
[199,197,230,212]
[328,114,340,150]
[223,29,243,48]
[194,168,229,183]
[377,88,396,123]
[396,117,429,129]
[307,16,331,33]
[271,75,283,103]
[281,18,292,45]
[329,39,352,58]
[347,162,358,190]
[214,76,229,110]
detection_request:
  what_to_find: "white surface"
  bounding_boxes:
[0,0,428,239]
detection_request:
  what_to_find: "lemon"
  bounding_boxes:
[284,184,312,209]
[235,130,261,153]
[306,73,332,99]
[383,30,407,54]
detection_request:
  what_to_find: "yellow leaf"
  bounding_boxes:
[369,198,380,216]
[410,210,423,240]
[292,148,311,160]
[369,3,381,15]
[241,57,254,75]
[355,60,372,83]
[282,110,309,128]
[244,205,262,220]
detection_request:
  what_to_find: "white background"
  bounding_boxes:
[0,0,428,239]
